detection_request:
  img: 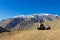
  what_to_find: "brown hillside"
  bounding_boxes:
[0,29,60,40]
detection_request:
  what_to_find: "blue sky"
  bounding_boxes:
[0,0,60,20]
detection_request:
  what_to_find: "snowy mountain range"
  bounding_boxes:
[0,13,60,31]
[12,14,58,18]
[11,13,59,21]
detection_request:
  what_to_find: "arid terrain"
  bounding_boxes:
[0,29,60,40]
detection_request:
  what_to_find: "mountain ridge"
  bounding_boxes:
[12,13,59,18]
[0,13,60,31]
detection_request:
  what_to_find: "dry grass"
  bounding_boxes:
[0,29,60,40]
[44,19,60,29]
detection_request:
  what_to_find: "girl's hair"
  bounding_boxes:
[39,20,42,23]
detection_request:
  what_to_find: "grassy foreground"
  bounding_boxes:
[0,29,60,40]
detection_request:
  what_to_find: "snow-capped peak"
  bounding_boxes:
[41,14,51,15]
[12,13,59,18]
[39,13,58,17]
[12,15,25,18]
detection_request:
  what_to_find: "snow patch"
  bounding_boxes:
[12,13,59,18]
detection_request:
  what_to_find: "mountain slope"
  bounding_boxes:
[0,14,60,31]
[0,29,60,40]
